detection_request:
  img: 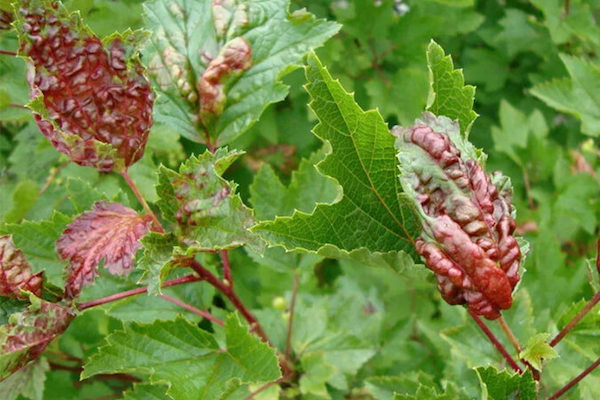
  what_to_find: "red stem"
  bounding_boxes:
[184,258,271,344]
[468,310,523,374]
[159,293,224,326]
[77,274,201,310]
[120,169,165,233]
[551,290,600,347]
[0,50,16,56]
[548,356,600,400]
[220,250,233,287]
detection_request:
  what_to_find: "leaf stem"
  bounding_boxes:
[120,169,165,233]
[550,290,600,347]
[547,355,600,400]
[284,273,299,361]
[468,310,523,374]
[77,274,201,310]
[220,250,233,287]
[0,49,16,56]
[159,293,224,326]
[498,315,522,353]
[184,257,271,344]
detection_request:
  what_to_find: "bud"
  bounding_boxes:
[16,0,155,172]
[393,113,522,320]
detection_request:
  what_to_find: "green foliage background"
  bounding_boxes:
[2,0,600,399]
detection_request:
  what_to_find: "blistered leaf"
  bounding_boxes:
[0,297,75,380]
[15,0,155,172]
[158,149,263,253]
[253,53,420,261]
[426,41,477,136]
[0,235,42,298]
[83,314,281,400]
[144,0,339,146]
[57,201,153,298]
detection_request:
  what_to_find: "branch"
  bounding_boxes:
[550,290,600,347]
[120,169,165,233]
[0,49,16,56]
[220,250,232,287]
[284,273,299,361]
[548,356,600,400]
[77,274,201,310]
[468,310,523,374]
[184,257,271,344]
[159,293,224,326]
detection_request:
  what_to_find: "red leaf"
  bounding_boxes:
[0,299,74,380]
[57,202,153,298]
[0,235,43,299]
[16,0,154,172]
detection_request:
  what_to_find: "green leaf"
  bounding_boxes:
[122,384,171,400]
[2,180,39,224]
[426,40,477,136]
[365,372,469,400]
[531,54,600,136]
[249,152,339,221]
[475,367,536,400]
[253,53,420,261]
[66,178,109,215]
[0,357,49,400]
[83,314,281,400]
[137,232,179,295]
[1,212,71,288]
[158,149,264,253]
[0,297,28,325]
[144,0,339,146]
[519,333,559,371]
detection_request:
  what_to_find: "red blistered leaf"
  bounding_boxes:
[0,235,43,299]
[57,201,153,298]
[15,0,154,172]
[0,298,74,380]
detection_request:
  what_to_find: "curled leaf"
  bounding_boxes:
[0,236,42,299]
[394,112,522,320]
[0,298,74,380]
[57,202,153,298]
[15,0,155,172]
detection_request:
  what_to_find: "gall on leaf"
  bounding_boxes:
[0,236,43,299]
[14,0,155,172]
[198,37,252,128]
[56,201,153,299]
[393,112,522,320]
[0,297,74,380]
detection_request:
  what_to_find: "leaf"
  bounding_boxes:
[137,232,178,295]
[0,298,28,326]
[0,297,75,380]
[0,357,49,400]
[2,180,39,224]
[365,372,469,400]
[519,333,559,371]
[83,314,281,400]
[249,152,339,221]
[144,0,339,146]
[66,178,109,215]
[1,212,71,289]
[56,201,153,298]
[253,53,420,261]
[475,367,536,400]
[158,149,263,253]
[531,54,600,136]
[426,40,477,136]
[0,235,43,298]
[122,384,171,400]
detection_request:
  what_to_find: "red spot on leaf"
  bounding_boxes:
[57,201,153,298]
